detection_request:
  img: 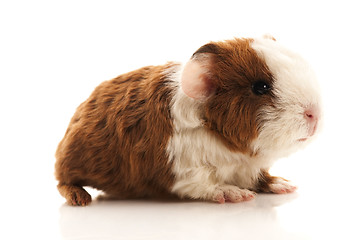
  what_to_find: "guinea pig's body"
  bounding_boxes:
[55,36,321,206]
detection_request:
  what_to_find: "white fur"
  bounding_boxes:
[166,65,273,201]
[165,38,321,202]
[251,38,321,158]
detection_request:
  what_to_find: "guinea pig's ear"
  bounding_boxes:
[192,43,220,57]
[181,43,219,101]
[181,53,215,101]
[263,34,277,41]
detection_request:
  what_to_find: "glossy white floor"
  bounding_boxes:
[1,1,361,239]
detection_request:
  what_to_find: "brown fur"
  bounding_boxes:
[55,63,177,205]
[55,38,282,206]
[195,38,275,154]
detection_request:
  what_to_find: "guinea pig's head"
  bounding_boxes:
[181,36,321,158]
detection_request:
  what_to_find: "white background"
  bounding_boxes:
[1,0,361,239]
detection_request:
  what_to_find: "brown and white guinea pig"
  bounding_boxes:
[55,35,321,206]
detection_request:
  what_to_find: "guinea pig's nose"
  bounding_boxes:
[304,105,320,136]
[304,106,320,121]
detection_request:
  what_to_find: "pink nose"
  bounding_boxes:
[304,106,320,137]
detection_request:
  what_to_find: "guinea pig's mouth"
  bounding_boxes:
[297,138,308,142]
[297,117,319,142]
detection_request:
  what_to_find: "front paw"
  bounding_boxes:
[212,185,256,204]
[268,178,297,194]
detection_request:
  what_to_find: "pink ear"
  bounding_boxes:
[180,57,215,100]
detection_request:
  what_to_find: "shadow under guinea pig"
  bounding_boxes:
[59,193,298,240]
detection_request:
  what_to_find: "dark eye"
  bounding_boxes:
[252,81,271,95]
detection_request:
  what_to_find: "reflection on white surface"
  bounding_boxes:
[57,186,361,240]
[59,194,299,240]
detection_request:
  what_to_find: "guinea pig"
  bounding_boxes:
[55,36,321,206]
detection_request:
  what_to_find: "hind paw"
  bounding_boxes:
[58,184,92,206]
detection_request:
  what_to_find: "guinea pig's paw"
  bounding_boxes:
[70,188,92,206]
[213,185,256,204]
[58,184,92,206]
[269,178,297,194]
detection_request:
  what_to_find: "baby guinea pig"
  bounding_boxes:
[55,36,321,206]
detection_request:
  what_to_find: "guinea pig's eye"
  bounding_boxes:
[252,81,271,95]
